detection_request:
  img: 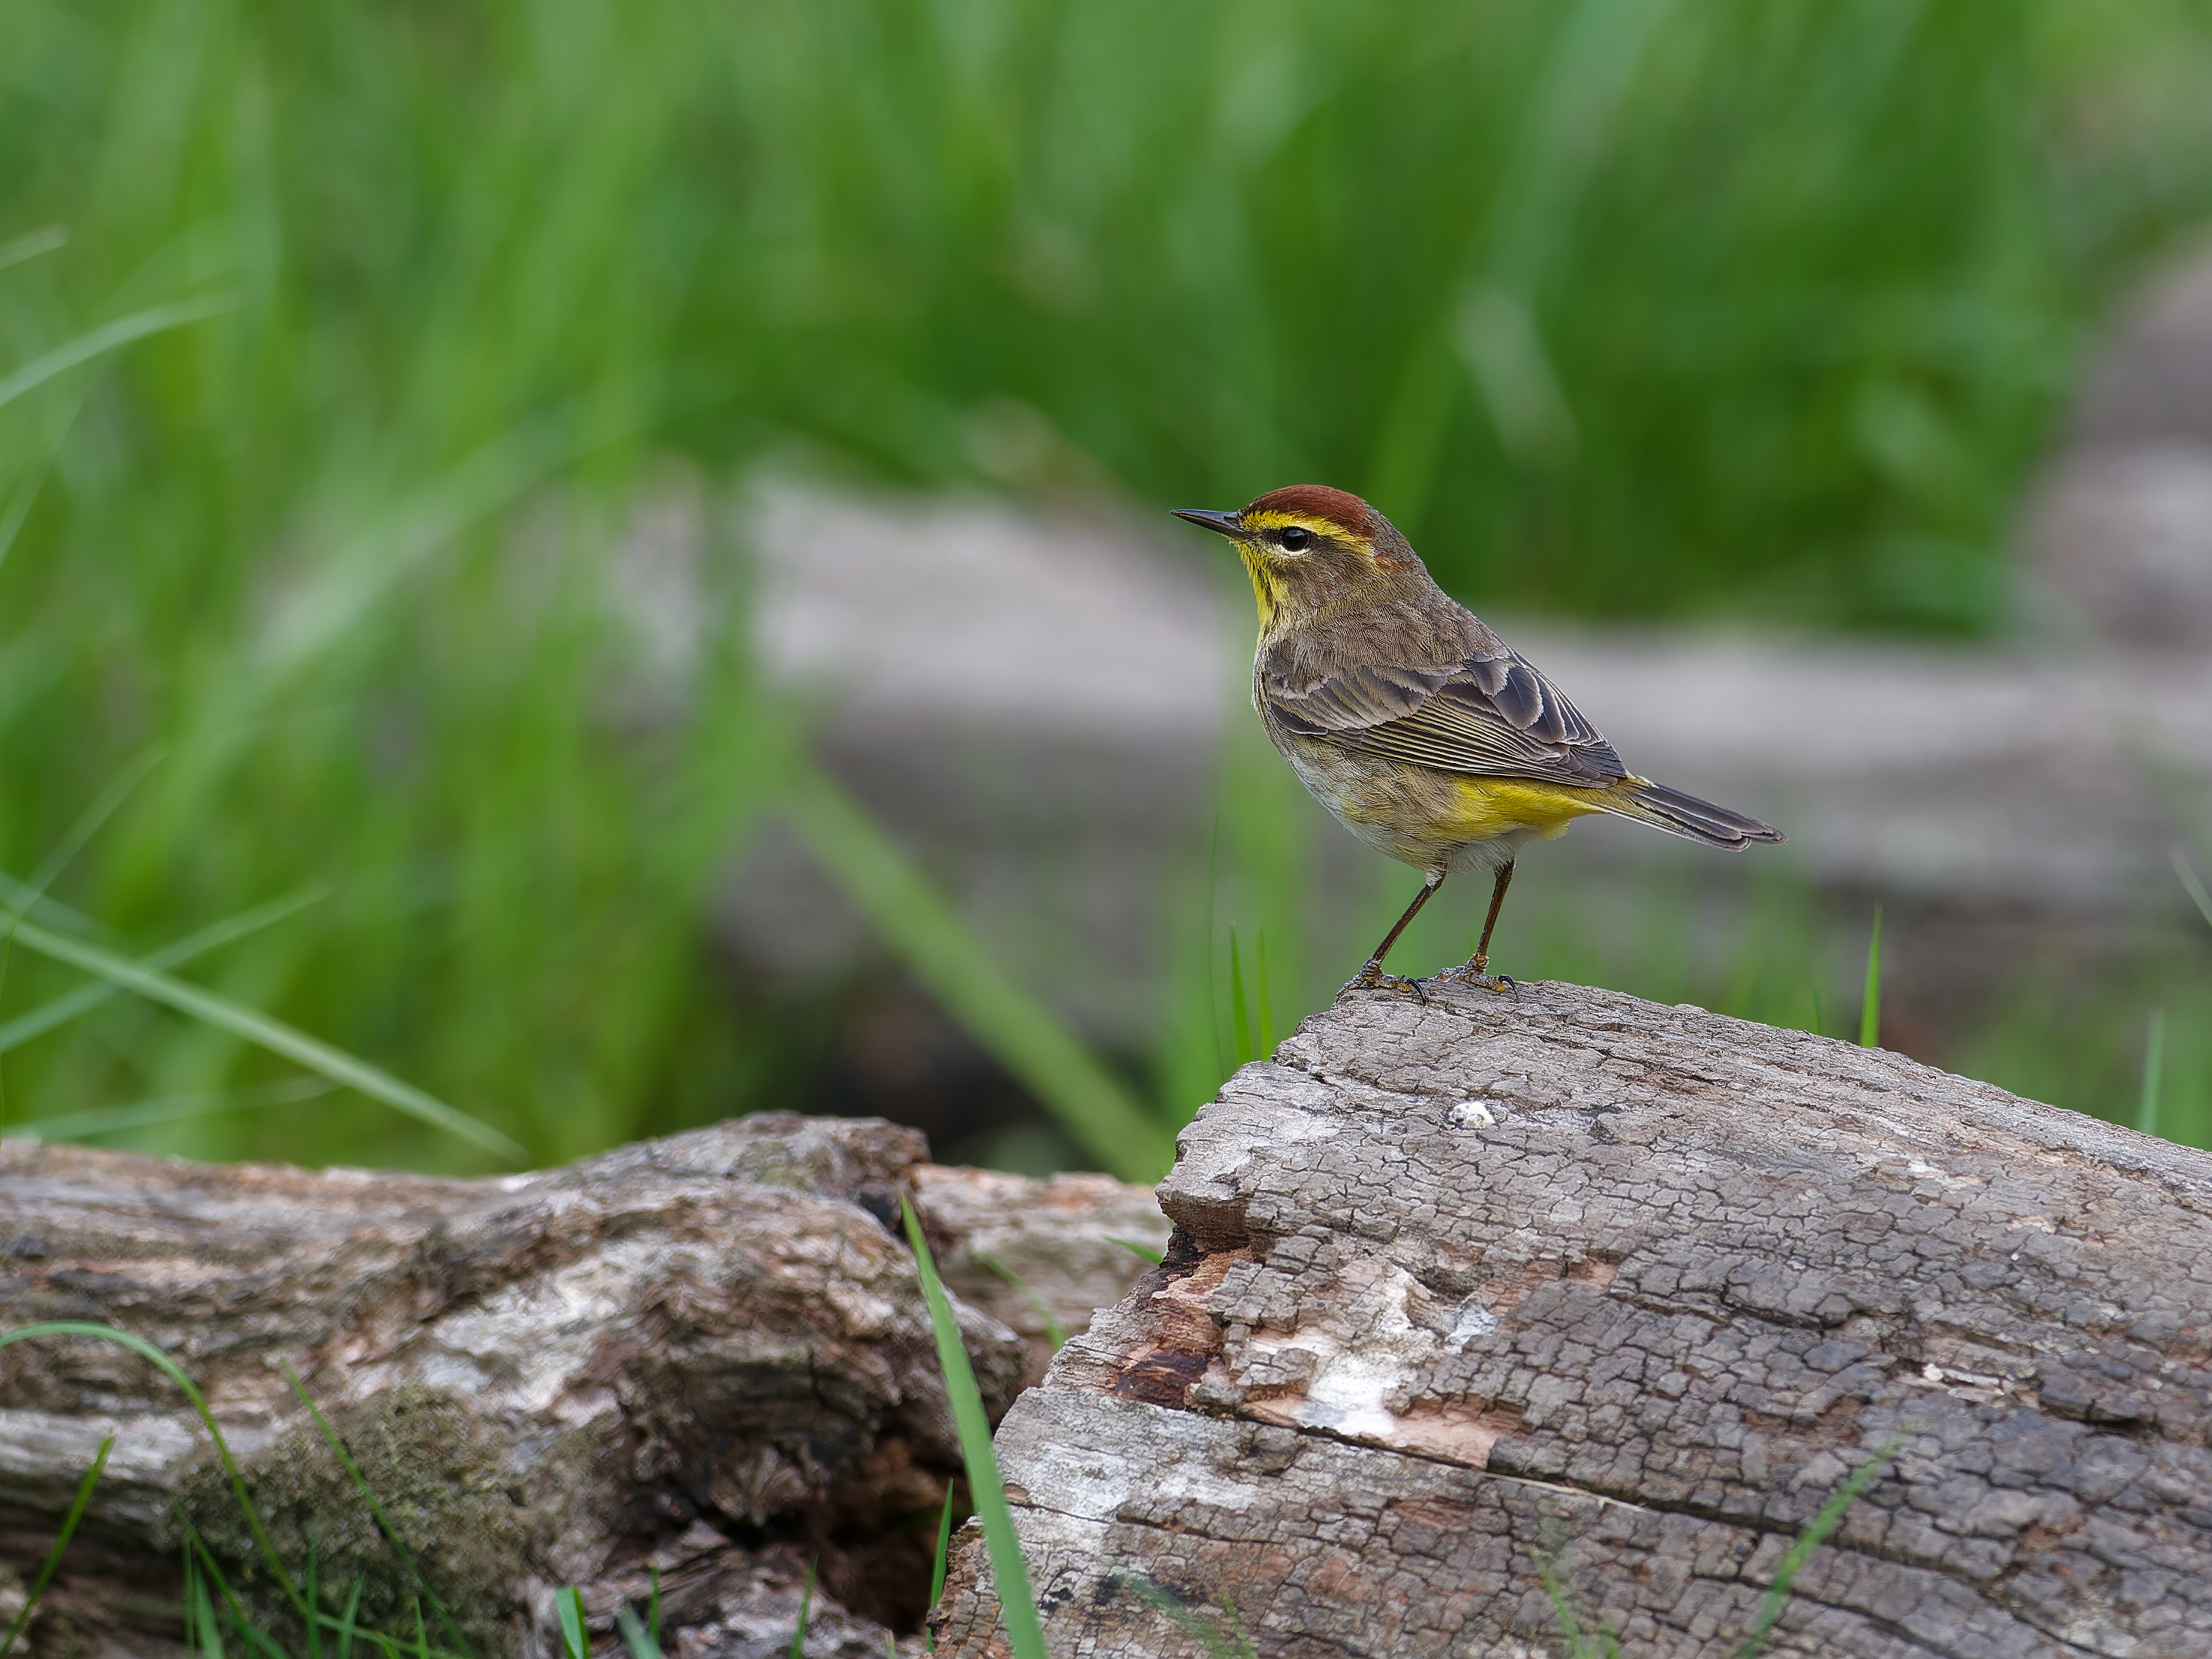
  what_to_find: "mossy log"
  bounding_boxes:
[933,981,2212,1658]
[0,1115,1168,1659]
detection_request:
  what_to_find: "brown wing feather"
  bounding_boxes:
[1265,648,1628,787]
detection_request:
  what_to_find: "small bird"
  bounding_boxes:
[1174,485,1784,996]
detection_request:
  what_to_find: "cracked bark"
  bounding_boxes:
[932,981,2212,1659]
[0,1114,1168,1659]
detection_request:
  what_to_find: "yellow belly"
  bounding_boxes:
[1438,775,1605,842]
[1278,729,1609,873]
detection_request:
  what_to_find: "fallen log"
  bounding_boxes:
[933,980,2212,1657]
[0,1114,1168,1659]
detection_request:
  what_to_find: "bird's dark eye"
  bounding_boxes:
[1279,525,1313,551]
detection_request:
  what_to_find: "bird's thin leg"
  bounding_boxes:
[1471,860,1514,975]
[1441,861,1518,993]
[1343,873,1445,996]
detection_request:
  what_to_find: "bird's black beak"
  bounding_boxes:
[1171,507,1249,539]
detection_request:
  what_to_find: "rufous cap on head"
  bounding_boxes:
[1244,484,1381,537]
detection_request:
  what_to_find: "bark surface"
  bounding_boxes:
[933,980,2212,1658]
[0,1114,1167,1659]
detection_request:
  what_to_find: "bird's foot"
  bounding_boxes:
[1435,960,1519,996]
[1337,965,1429,1003]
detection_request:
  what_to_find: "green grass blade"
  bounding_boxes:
[0,1433,113,1659]
[307,1547,322,1659]
[3,917,525,1162]
[247,416,585,688]
[900,1201,1048,1659]
[1537,1553,1589,1659]
[339,1579,364,1659]
[1858,904,1883,1048]
[0,391,80,576]
[182,1522,294,1659]
[2138,1008,2165,1138]
[0,294,238,413]
[0,1323,304,1620]
[557,1588,587,1659]
[1107,1237,1164,1267]
[0,885,329,1054]
[927,1486,956,1651]
[4,1077,336,1144]
[2174,845,2212,933]
[786,1556,814,1659]
[972,1252,1069,1350]
[783,759,1170,1181]
[1228,927,1252,1068]
[7,748,167,924]
[1733,1437,1907,1659]
[0,871,106,941]
[613,1604,657,1659]
[192,1550,228,1659]
[0,224,68,270]
[280,1363,476,1659]
[299,1608,464,1659]
[648,1572,660,1654]
[1219,1596,1258,1659]
[1123,1580,1250,1659]
[1204,818,1225,1086]
[1255,932,1274,1062]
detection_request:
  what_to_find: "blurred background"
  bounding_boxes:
[4,0,2212,1180]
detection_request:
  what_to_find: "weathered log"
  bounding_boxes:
[934,980,2212,1657]
[0,1114,1167,1659]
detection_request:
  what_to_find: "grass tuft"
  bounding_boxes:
[279,1363,477,1659]
[0,1323,308,1620]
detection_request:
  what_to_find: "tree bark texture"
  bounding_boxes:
[0,1114,1168,1659]
[933,980,2212,1658]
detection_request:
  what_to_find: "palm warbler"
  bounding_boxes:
[1175,485,1784,995]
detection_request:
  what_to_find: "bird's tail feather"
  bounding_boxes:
[1600,780,1784,849]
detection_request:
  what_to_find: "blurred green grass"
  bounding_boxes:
[5,0,2212,1171]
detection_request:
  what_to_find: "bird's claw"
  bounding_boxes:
[1435,963,1519,996]
[1337,968,1429,1004]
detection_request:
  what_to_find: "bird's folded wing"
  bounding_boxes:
[1264,651,1628,786]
